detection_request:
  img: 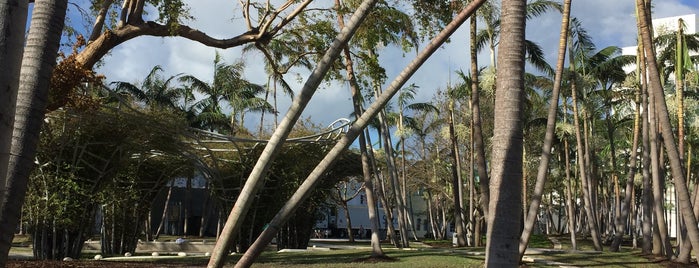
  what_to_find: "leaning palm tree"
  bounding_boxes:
[221,1,488,267]
[207,1,381,267]
[636,0,699,261]
[0,0,68,265]
[518,0,571,250]
[485,0,526,265]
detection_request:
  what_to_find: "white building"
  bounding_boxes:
[314,179,435,240]
[622,14,698,73]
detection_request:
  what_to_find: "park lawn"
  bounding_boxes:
[238,249,486,268]
[523,249,691,267]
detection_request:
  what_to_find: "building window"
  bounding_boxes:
[360,194,366,204]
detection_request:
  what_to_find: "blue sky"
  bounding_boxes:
[51,0,699,132]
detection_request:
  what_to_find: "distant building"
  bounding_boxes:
[314,178,436,240]
[622,14,698,73]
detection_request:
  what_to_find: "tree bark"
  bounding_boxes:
[0,0,28,217]
[448,101,466,247]
[637,0,699,261]
[639,38,653,255]
[518,0,571,258]
[0,0,68,265]
[485,0,526,265]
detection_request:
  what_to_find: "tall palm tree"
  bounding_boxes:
[518,0,571,258]
[0,0,68,265]
[467,11,490,243]
[637,0,699,261]
[345,0,421,248]
[395,84,438,243]
[485,0,526,265]
[609,79,642,252]
[472,2,559,237]
[334,0,386,256]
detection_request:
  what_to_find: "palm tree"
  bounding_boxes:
[467,12,490,245]
[111,65,186,110]
[180,53,271,134]
[637,0,699,261]
[518,0,571,258]
[485,0,526,265]
[610,80,642,252]
[0,0,68,265]
[342,0,422,248]
[395,84,438,243]
[474,0,560,73]
[333,0,386,254]
[207,1,380,266]
[225,1,487,267]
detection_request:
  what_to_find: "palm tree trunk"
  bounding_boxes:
[376,106,410,247]
[184,177,191,237]
[642,11,673,260]
[231,1,488,266]
[335,1,385,253]
[207,1,378,266]
[639,38,653,255]
[470,16,490,221]
[518,0,571,257]
[571,68,603,251]
[366,132,398,245]
[448,101,466,247]
[154,184,173,239]
[564,127,578,250]
[199,182,211,237]
[610,88,642,251]
[485,0,525,265]
[0,0,67,265]
[0,0,28,215]
[637,0,699,261]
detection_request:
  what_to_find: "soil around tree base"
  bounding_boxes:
[351,254,398,263]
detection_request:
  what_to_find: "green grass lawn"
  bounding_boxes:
[10,235,697,267]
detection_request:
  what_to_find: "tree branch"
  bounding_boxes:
[88,0,115,42]
[118,0,130,27]
[76,21,267,69]
[270,0,313,35]
[240,0,253,30]
[132,0,145,23]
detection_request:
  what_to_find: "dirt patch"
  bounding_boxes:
[352,255,398,263]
